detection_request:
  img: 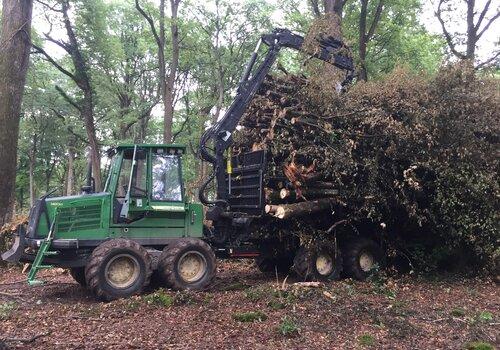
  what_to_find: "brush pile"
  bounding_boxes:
[234,64,500,271]
[0,216,27,265]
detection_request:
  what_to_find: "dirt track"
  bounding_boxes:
[0,261,498,349]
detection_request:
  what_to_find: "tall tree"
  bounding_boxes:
[284,0,445,79]
[0,0,33,224]
[95,3,159,142]
[136,0,181,143]
[32,0,102,191]
[436,0,499,66]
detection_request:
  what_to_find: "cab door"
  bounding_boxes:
[147,148,187,237]
[111,147,149,225]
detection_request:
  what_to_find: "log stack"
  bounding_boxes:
[233,74,344,220]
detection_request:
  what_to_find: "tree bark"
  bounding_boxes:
[358,0,384,81]
[66,140,75,196]
[28,135,37,207]
[164,0,180,143]
[358,0,368,81]
[466,0,476,59]
[136,0,180,144]
[0,0,33,224]
[323,0,346,16]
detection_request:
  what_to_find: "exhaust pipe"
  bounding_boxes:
[81,160,95,194]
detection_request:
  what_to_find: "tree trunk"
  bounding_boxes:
[29,143,36,207]
[61,1,101,191]
[0,0,33,225]
[323,0,346,16]
[164,0,181,143]
[136,115,150,143]
[358,0,384,81]
[358,0,368,81]
[66,141,75,196]
[466,0,476,59]
[436,0,498,65]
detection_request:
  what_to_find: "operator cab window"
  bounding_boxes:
[115,148,147,199]
[152,152,182,202]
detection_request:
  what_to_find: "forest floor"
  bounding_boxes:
[0,261,498,350]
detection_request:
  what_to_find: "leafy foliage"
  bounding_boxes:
[464,342,495,350]
[277,316,299,336]
[321,64,499,271]
[358,333,375,347]
[0,302,17,320]
[232,310,268,322]
[143,289,174,307]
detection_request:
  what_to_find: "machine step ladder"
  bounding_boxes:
[27,219,58,286]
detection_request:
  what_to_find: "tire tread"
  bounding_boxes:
[85,239,152,301]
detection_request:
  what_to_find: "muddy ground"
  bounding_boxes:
[0,261,498,349]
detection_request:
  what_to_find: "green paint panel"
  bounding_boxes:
[57,203,102,233]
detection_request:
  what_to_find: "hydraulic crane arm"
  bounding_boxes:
[199,28,354,207]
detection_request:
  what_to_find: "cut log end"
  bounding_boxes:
[270,198,335,220]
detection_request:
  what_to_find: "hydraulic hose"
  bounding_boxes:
[198,168,227,207]
[199,127,217,164]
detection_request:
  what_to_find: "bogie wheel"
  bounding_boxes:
[69,267,87,287]
[85,239,152,301]
[158,238,216,290]
[343,237,384,280]
[293,242,343,281]
[255,256,294,274]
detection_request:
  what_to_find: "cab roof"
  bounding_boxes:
[116,143,186,150]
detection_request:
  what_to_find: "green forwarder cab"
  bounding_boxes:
[2,144,216,300]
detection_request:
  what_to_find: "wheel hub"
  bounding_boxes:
[105,254,140,289]
[316,253,334,276]
[178,251,207,283]
[359,252,375,272]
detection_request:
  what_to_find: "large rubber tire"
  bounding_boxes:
[158,238,216,290]
[85,239,152,301]
[255,256,294,274]
[293,242,343,281]
[343,237,384,280]
[69,267,87,287]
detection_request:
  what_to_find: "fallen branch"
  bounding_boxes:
[326,219,348,234]
[293,281,324,288]
[0,279,27,286]
[1,331,51,344]
[323,290,336,300]
[0,291,25,300]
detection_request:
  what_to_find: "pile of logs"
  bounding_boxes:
[233,75,344,220]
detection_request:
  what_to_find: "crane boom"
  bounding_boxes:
[198,28,354,207]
